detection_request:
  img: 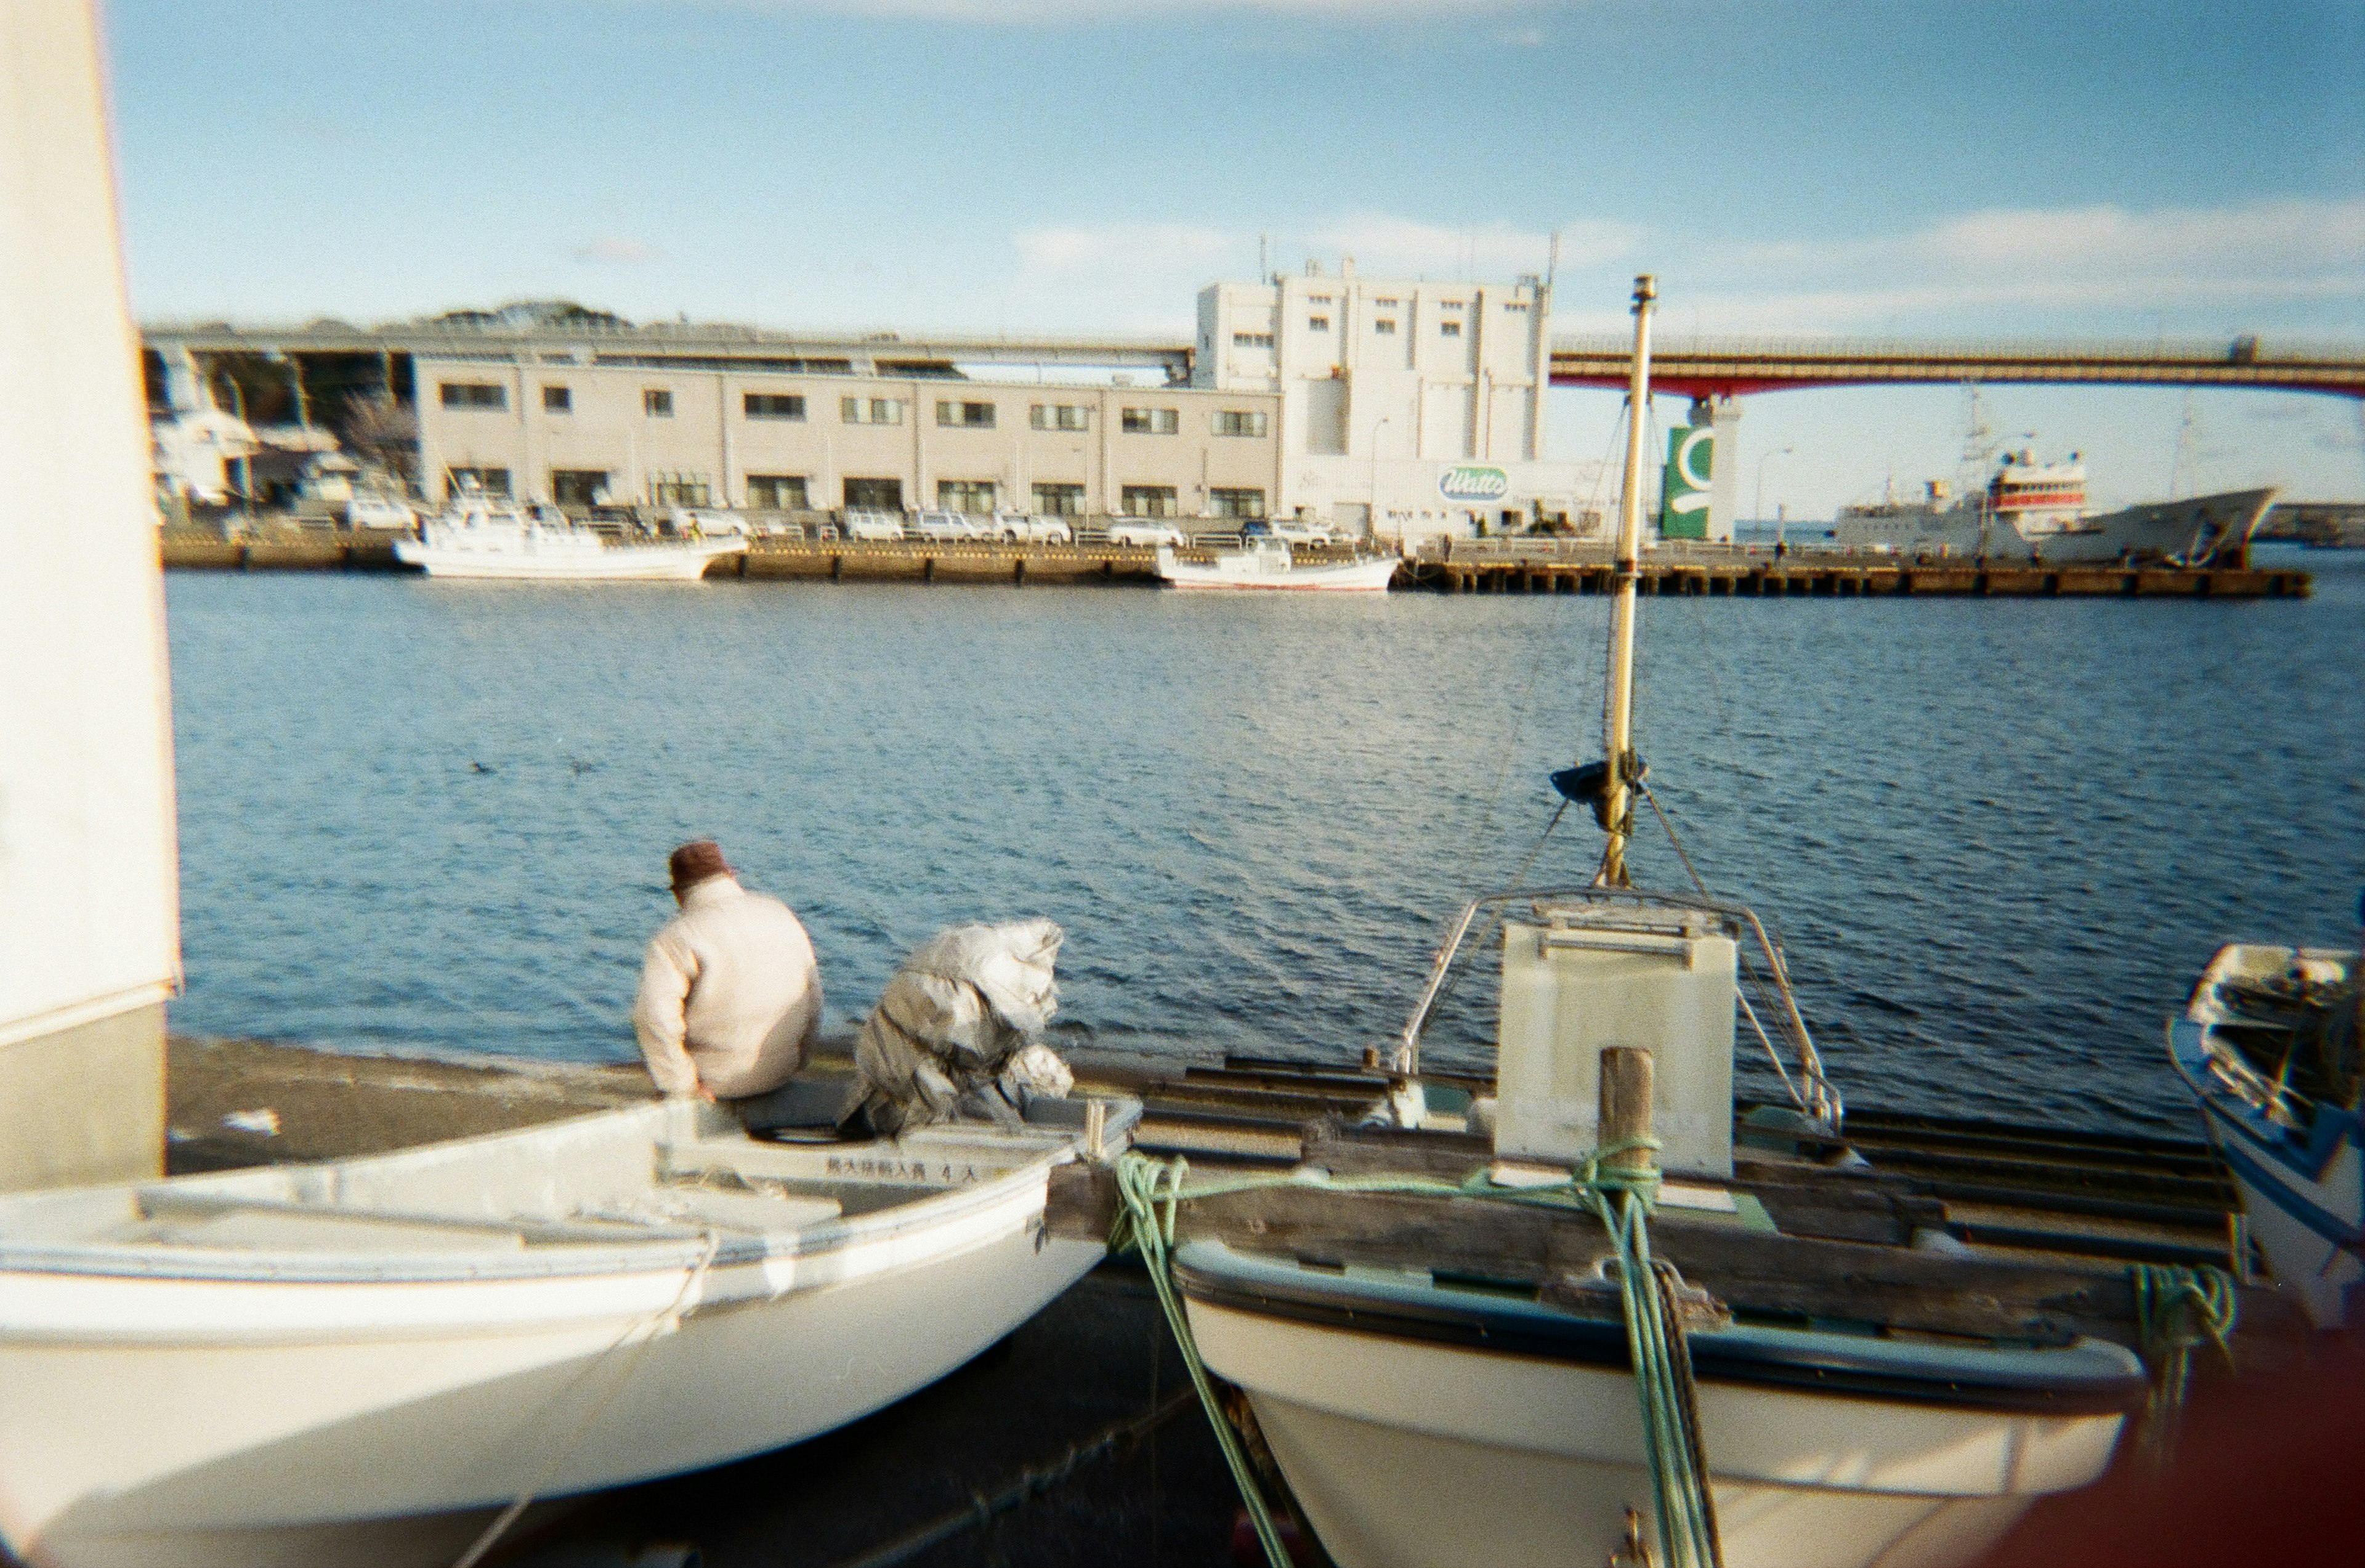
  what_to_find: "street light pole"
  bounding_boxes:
[1756,445,1793,546]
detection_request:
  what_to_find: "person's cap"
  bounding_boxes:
[669,839,732,892]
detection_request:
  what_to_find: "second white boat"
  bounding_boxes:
[394,495,740,581]
[1155,539,1399,592]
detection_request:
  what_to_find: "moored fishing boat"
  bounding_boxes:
[0,1093,1139,1568]
[2167,936,2361,1328]
[1154,538,1399,592]
[394,493,740,581]
[1071,277,2225,1568]
[1831,454,2274,567]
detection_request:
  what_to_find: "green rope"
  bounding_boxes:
[2128,1263,2238,1467]
[1110,1154,1293,1568]
[1107,1144,1722,1568]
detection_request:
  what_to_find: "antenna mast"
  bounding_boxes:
[1598,275,1656,889]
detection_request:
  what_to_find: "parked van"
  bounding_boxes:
[993,512,1074,544]
[844,509,906,541]
[1107,519,1187,548]
[913,509,989,541]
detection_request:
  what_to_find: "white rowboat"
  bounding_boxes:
[0,1095,1136,1568]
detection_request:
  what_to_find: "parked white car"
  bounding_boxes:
[993,512,1074,544]
[913,509,990,541]
[1107,520,1188,548]
[843,509,906,541]
[344,494,416,530]
[1271,520,1351,546]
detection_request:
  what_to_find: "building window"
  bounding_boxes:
[644,389,674,417]
[938,479,997,514]
[1033,482,1084,516]
[439,382,506,411]
[746,474,808,510]
[1029,403,1091,432]
[1210,488,1267,521]
[541,385,571,413]
[646,471,708,505]
[549,469,607,507]
[1374,319,1397,335]
[935,400,996,429]
[1505,301,1529,313]
[1213,410,1269,438]
[1232,332,1275,349]
[1120,407,1179,435]
[1440,321,1462,338]
[1309,295,1332,306]
[743,393,806,420]
[844,477,903,510]
[1375,297,1399,308]
[1120,485,1178,517]
[444,466,510,495]
[1308,316,1330,331]
[841,397,904,426]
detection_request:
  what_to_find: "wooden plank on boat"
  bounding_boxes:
[1303,1119,1948,1246]
[1048,1165,2143,1344]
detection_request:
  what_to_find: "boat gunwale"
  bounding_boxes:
[0,1108,1086,1289]
[1173,1240,2149,1417]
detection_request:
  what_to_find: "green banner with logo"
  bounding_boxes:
[1660,425,1713,539]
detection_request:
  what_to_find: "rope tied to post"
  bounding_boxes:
[2128,1262,2238,1468]
[1107,1139,1721,1568]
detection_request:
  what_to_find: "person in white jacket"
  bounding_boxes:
[632,840,823,1102]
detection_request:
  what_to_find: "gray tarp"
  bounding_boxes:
[843,919,1076,1134]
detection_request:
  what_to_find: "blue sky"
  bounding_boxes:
[105,0,2365,514]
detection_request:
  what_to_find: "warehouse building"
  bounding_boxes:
[1196,262,1601,543]
[416,357,1282,524]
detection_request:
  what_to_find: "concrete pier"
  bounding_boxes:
[1413,556,2313,599]
[158,529,2311,600]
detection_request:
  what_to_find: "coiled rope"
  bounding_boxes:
[2128,1262,2239,1467]
[1107,1146,1723,1568]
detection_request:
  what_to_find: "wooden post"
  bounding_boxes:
[1599,1047,1656,1173]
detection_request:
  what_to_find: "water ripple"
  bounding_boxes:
[162,549,2365,1135]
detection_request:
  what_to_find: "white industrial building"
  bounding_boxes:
[1195,264,1603,544]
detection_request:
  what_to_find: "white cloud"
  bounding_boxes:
[1305,212,1636,278]
[573,235,661,264]
[1014,222,1237,274]
[1665,197,2365,335]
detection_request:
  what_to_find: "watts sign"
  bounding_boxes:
[1439,466,1510,504]
[1660,427,1712,539]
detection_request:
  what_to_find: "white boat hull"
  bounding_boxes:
[393,536,736,581]
[1189,1299,2126,1568]
[1154,543,1399,592]
[0,1104,1112,1567]
[1833,487,2274,566]
[2168,944,2363,1328]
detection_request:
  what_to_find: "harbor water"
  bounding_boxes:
[164,546,2364,1136]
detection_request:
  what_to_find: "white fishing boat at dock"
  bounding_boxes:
[394,493,739,581]
[1051,277,2237,1568]
[1154,538,1400,592]
[1832,452,2276,567]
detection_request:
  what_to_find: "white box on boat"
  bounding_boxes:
[1494,915,1736,1178]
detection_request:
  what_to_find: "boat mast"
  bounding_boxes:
[1598,274,1656,889]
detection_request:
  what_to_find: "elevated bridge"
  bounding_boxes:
[1550,335,2365,401]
